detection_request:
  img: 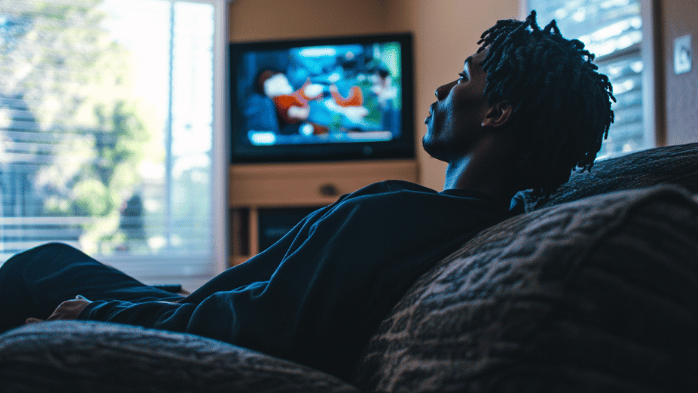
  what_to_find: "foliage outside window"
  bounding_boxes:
[0,0,225,282]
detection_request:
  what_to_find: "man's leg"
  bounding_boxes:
[0,243,182,333]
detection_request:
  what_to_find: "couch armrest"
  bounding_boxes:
[0,321,360,393]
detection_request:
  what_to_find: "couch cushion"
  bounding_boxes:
[354,185,698,393]
[522,142,698,211]
[0,321,360,393]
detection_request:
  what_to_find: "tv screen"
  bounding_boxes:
[229,33,414,163]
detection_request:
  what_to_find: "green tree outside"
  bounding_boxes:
[0,0,161,254]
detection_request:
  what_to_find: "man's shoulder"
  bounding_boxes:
[349,180,436,197]
[338,181,514,218]
[319,181,438,217]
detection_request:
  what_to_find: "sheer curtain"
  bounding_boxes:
[0,0,229,287]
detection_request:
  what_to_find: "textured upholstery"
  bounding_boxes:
[522,142,698,211]
[354,186,698,392]
[0,321,360,393]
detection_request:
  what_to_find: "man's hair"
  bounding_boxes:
[478,11,615,200]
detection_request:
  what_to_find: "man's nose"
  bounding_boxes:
[435,81,456,101]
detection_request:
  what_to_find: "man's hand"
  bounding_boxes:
[25,295,92,325]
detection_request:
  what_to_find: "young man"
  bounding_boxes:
[0,12,614,381]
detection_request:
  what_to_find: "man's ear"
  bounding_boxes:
[481,102,513,129]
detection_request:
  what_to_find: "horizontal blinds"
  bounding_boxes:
[529,0,648,157]
[0,0,220,281]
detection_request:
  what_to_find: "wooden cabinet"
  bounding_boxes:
[228,159,418,266]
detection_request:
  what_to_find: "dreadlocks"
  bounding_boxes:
[478,11,615,200]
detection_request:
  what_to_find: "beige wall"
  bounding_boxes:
[228,0,520,190]
[661,0,698,146]
[229,0,395,41]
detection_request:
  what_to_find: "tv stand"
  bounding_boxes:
[228,159,418,266]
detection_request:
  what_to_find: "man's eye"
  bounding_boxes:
[458,72,468,81]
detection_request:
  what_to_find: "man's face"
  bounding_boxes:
[422,50,491,163]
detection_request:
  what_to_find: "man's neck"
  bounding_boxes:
[444,168,516,202]
[442,137,519,202]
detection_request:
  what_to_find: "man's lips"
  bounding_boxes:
[425,102,437,124]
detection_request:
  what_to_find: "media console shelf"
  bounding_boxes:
[228,159,418,266]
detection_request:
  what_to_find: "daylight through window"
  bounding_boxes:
[0,0,227,284]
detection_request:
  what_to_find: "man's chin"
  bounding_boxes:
[421,135,431,153]
[422,137,444,161]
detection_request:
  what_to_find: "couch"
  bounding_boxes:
[1,143,697,393]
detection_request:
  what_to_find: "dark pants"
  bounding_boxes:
[0,243,182,333]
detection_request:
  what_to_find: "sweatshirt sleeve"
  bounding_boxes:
[76,194,351,350]
[76,247,347,360]
[77,281,282,347]
[78,299,196,330]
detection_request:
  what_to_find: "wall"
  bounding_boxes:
[661,0,698,146]
[229,0,393,41]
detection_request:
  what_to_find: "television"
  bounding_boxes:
[229,33,414,163]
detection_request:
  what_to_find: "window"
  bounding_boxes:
[527,0,658,158]
[0,0,229,286]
